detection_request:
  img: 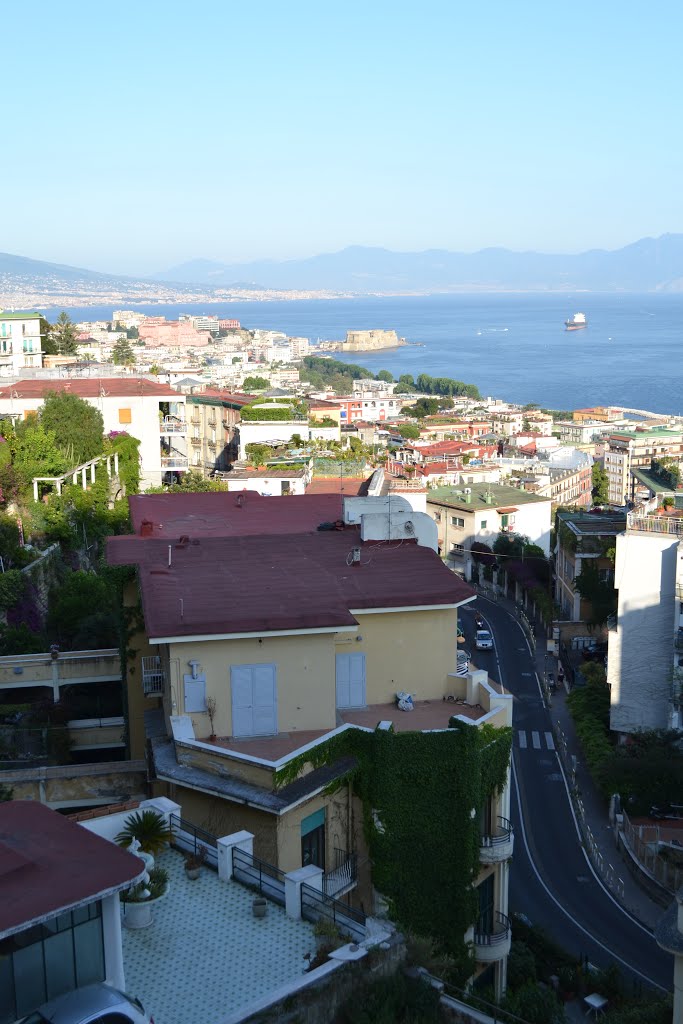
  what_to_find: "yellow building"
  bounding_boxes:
[109,490,514,995]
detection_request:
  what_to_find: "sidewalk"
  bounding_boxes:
[477,585,664,933]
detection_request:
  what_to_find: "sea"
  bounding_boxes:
[53,293,683,414]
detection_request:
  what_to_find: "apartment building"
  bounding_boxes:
[336,393,407,423]
[607,513,683,736]
[0,310,44,375]
[108,491,514,996]
[603,428,683,506]
[426,483,552,579]
[555,420,617,446]
[0,377,187,488]
[554,511,626,622]
[185,389,254,475]
[491,411,523,437]
[548,463,592,507]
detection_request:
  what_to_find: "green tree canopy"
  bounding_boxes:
[573,558,616,627]
[50,312,79,356]
[242,375,270,390]
[112,338,135,365]
[376,369,394,382]
[39,317,58,356]
[397,423,421,440]
[41,391,104,463]
[591,461,609,504]
[48,571,119,650]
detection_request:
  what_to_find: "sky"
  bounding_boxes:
[3,0,683,274]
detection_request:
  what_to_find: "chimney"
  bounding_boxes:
[140,519,153,537]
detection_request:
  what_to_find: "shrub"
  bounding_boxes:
[503,982,565,1024]
[115,809,173,855]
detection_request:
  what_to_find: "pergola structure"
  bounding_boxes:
[32,451,120,501]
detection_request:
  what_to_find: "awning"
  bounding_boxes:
[496,507,519,514]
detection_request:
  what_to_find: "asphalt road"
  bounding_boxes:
[461,599,673,993]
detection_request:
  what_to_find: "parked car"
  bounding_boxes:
[20,984,153,1024]
[456,650,471,676]
[475,629,494,651]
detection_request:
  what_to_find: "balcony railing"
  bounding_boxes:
[161,457,189,469]
[159,418,187,434]
[479,817,514,864]
[141,656,165,695]
[627,513,683,536]
[473,912,512,962]
[190,436,201,446]
[323,851,357,898]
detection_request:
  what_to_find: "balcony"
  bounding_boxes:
[142,656,165,696]
[628,513,683,537]
[161,456,189,470]
[473,912,512,962]
[190,436,201,446]
[322,850,357,898]
[479,817,514,865]
[160,418,187,434]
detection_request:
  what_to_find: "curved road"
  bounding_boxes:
[462,599,673,993]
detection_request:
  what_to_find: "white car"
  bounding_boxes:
[475,629,494,651]
[456,650,471,676]
[21,984,153,1024]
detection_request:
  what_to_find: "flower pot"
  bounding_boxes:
[185,866,201,880]
[252,897,267,918]
[123,901,154,930]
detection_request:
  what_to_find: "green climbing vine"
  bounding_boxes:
[274,718,512,974]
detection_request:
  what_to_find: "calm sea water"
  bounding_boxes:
[54,293,683,413]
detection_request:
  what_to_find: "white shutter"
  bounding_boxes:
[336,653,366,708]
[335,654,351,708]
[183,674,206,713]
[230,664,277,738]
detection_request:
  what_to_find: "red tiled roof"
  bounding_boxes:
[108,493,474,638]
[0,377,177,399]
[187,389,255,405]
[305,478,367,495]
[0,801,143,937]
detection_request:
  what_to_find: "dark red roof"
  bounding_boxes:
[109,493,474,638]
[126,492,345,538]
[0,801,143,937]
[0,377,177,399]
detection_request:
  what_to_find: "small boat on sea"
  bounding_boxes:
[565,312,587,331]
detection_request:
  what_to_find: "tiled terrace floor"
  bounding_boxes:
[341,698,487,730]
[122,851,315,1024]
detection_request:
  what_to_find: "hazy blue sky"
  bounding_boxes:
[4,1,682,273]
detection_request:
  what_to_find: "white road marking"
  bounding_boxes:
[518,731,527,748]
[532,731,541,749]
[545,732,555,750]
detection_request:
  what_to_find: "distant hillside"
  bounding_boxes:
[154,235,683,293]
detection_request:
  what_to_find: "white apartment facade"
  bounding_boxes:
[604,429,683,506]
[0,377,187,489]
[607,514,683,736]
[0,311,44,375]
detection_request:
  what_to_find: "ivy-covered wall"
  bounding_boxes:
[274,719,512,969]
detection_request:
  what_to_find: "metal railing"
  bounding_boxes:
[159,418,187,433]
[627,512,683,536]
[141,656,165,695]
[473,911,511,946]
[232,847,286,905]
[160,457,189,469]
[169,813,218,869]
[300,882,366,940]
[620,810,683,895]
[322,850,357,897]
[480,816,513,848]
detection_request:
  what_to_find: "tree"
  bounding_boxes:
[393,382,412,394]
[376,369,393,383]
[41,391,104,463]
[126,325,139,339]
[242,376,270,390]
[149,363,161,375]
[573,558,616,627]
[112,338,135,365]
[48,571,119,650]
[50,312,79,356]
[39,317,58,356]
[397,423,421,440]
[591,462,609,504]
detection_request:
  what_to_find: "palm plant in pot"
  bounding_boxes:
[115,809,173,856]
[184,844,208,880]
[120,866,169,930]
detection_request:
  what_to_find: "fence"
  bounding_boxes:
[323,851,357,898]
[300,882,366,941]
[169,814,218,870]
[231,847,286,906]
[620,810,683,895]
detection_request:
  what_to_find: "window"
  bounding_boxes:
[450,515,465,527]
[118,408,132,424]
[480,519,487,528]
[433,511,441,522]
[301,809,326,869]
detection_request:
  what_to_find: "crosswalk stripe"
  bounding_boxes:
[518,731,527,748]
[532,731,541,749]
[545,732,555,750]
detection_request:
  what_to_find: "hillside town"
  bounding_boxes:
[0,306,681,1024]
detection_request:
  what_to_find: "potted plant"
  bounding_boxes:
[115,809,173,855]
[313,917,341,954]
[121,866,169,930]
[184,845,207,880]
[252,896,268,918]
[205,697,217,741]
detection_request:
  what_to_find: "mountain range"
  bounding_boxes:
[3,235,683,301]
[152,235,683,293]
